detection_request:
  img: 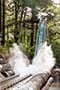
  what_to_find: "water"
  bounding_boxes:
[8,43,30,76]
[8,42,55,77]
[33,42,55,73]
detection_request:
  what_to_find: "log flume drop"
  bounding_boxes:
[0,42,56,90]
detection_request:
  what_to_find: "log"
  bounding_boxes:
[18,73,50,90]
[41,77,54,90]
[51,68,60,81]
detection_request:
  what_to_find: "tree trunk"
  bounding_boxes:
[0,0,1,32]
[0,0,5,45]
[14,0,19,43]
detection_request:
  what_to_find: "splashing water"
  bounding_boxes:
[9,43,29,71]
[8,42,55,77]
[32,41,55,73]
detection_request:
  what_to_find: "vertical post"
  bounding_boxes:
[30,15,34,59]
[14,0,19,43]
[2,0,5,45]
[0,1,1,45]
[0,0,5,45]
[0,0,1,32]
[30,17,34,47]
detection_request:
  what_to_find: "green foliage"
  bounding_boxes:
[39,0,53,8]
[48,10,60,66]
[1,0,60,65]
[52,43,60,67]
[0,45,8,54]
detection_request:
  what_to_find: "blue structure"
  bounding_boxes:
[35,19,47,55]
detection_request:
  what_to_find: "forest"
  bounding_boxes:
[0,0,60,67]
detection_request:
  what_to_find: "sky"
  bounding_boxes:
[53,0,60,4]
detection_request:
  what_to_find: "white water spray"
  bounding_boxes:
[8,42,55,77]
[9,43,29,70]
[32,41,55,73]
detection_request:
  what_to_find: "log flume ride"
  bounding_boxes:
[0,65,60,90]
[0,70,53,90]
[0,18,59,90]
[0,42,57,90]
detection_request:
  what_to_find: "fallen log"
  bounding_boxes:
[17,73,50,90]
[41,77,54,90]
